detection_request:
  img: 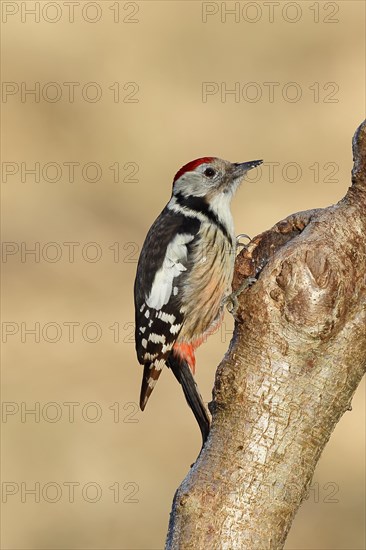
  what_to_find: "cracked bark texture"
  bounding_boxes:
[165,120,366,550]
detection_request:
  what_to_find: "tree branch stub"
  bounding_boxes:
[166,121,366,550]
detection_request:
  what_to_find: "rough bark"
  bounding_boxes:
[165,120,366,550]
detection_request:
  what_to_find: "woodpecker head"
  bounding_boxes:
[172,157,262,200]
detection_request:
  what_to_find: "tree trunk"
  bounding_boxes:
[165,120,366,550]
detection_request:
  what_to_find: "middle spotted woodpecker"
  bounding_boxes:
[134,157,262,444]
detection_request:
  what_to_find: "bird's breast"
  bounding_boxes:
[177,223,236,343]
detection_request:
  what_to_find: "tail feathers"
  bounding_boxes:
[140,363,163,411]
[167,354,211,444]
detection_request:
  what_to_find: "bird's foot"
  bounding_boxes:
[226,277,257,318]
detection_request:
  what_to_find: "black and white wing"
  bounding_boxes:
[134,207,200,409]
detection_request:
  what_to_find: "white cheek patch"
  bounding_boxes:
[173,173,207,198]
[146,233,194,310]
[209,192,235,241]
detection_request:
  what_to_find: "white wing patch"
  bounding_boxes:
[148,333,166,344]
[144,352,158,361]
[146,233,194,310]
[158,311,176,324]
[170,323,181,335]
[161,342,174,354]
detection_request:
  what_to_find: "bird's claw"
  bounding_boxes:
[226,276,257,318]
[236,233,252,249]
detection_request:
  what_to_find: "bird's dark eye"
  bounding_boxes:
[204,167,216,178]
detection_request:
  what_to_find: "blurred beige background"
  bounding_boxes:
[1,1,365,548]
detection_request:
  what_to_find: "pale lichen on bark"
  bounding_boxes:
[166,121,366,550]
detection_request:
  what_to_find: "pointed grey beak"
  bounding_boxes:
[232,159,263,177]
